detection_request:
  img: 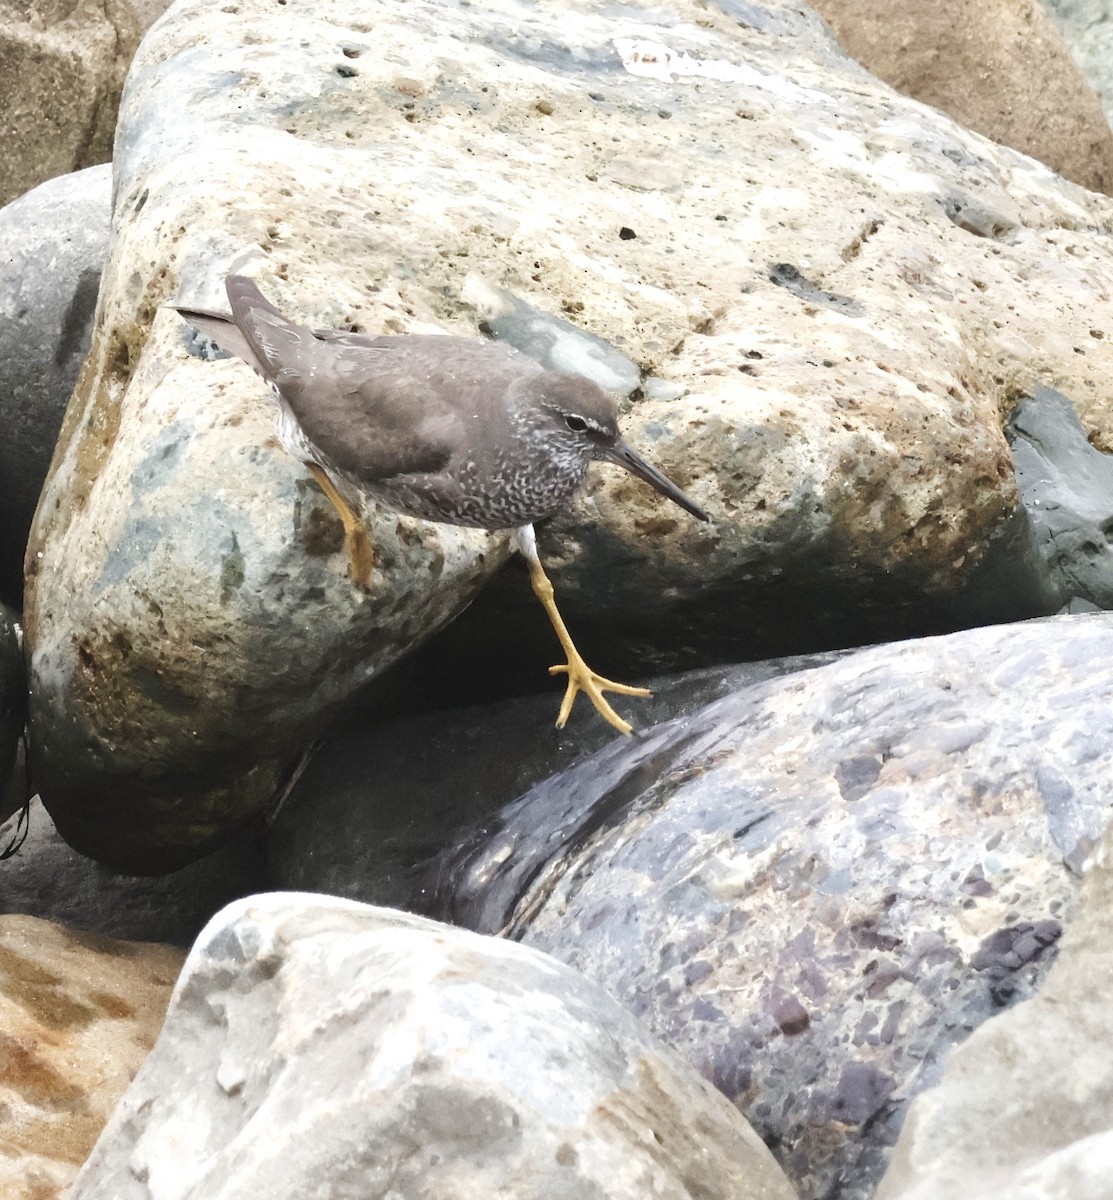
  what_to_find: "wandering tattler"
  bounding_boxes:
[174,275,709,734]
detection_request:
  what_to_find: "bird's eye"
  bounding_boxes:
[565,415,589,433]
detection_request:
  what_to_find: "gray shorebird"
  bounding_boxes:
[174,275,709,734]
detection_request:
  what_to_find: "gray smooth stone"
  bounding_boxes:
[0,164,111,608]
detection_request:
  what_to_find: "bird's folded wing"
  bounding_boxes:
[277,348,464,484]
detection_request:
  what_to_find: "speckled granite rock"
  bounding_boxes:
[425,611,1113,1200]
[0,0,171,207]
[27,0,1113,871]
[877,810,1113,1200]
[811,0,1113,194]
[66,893,796,1200]
[0,164,111,609]
[0,914,183,1200]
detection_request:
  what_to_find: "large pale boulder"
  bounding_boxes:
[0,0,172,207]
[26,0,1113,870]
[876,812,1113,1200]
[66,893,796,1200]
[425,611,1113,1199]
[0,914,183,1200]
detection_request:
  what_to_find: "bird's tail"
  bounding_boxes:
[171,303,266,374]
[225,275,315,382]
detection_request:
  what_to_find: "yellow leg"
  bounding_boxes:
[306,463,373,588]
[516,525,650,736]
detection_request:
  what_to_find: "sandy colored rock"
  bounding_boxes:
[0,914,182,1200]
[810,0,1113,194]
[0,0,173,207]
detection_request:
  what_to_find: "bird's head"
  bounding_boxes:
[534,373,621,450]
[533,372,709,522]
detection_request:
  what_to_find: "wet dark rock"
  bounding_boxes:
[263,653,848,906]
[0,799,266,946]
[0,605,25,823]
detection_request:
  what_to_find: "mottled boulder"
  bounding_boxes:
[0,915,183,1200]
[67,893,796,1200]
[27,0,1113,871]
[425,612,1113,1199]
[877,813,1113,1200]
[264,654,847,905]
[0,164,112,609]
[0,0,172,207]
[810,0,1113,193]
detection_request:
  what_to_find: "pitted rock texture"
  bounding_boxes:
[810,0,1113,194]
[0,0,172,207]
[66,893,796,1200]
[27,0,1113,870]
[0,914,182,1200]
[877,812,1113,1200]
[0,164,112,608]
[426,611,1113,1200]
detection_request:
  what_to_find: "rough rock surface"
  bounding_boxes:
[0,606,24,824]
[0,0,172,207]
[66,893,796,1200]
[0,164,112,609]
[877,812,1113,1200]
[426,611,1113,1200]
[810,0,1113,194]
[26,0,1113,871]
[0,914,183,1200]
[264,654,848,905]
[0,799,266,947]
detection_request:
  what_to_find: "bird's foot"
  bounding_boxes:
[549,654,651,736]
[346,526,374,590]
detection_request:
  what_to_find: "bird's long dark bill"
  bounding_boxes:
[604,440,710,522]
